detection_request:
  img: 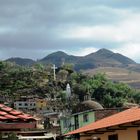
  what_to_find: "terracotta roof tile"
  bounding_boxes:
[66,107,140,135]
[0,115,8,120]
[10,110,22,115]
[1,106,12,112]
[0,111,7,115]
[0,104,4,108]
[4,114,18,119]
[18,114,33,119]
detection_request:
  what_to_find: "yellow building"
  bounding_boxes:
[65,107,140,140]
[36,99,47,111]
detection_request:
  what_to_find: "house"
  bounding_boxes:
[0,103,37,138]
[60,109,96,135]
[36,98,47,112]
[60,100,123,137]
[44,112,60,127]
[65,107,140,140]
[14,96,36,111]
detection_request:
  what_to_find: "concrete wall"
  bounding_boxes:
[79,111,95,128]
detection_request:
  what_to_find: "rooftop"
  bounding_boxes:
[66,107,140,136]
[0,104,35,121]
[0,104,37,130]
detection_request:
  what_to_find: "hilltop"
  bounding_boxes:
[6,48,139,72]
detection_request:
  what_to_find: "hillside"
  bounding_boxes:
[6,57,35,66]
[83,67,140,89]
[1,61,140,108]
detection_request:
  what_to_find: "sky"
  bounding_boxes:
[1,0,140,62]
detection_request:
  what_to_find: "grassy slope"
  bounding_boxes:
[83,67,140,89]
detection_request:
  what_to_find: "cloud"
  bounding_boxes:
[0,0,140,62]
[63,9,140,43]
[69,47,98,56]
[112,43,140,62]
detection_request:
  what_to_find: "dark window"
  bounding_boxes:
[108,134,118,140]
[24,103,28,106]
[18,103,22,106]
[83,114,88,122]
[74,115,79,129]
[137,130,140,140]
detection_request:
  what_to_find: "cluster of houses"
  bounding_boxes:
[0,83,140,140]
[0,96,140,140]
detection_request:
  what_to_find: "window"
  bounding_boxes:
[108,134,118,140]
[18,103,22,106]
[24,103,28,106]
[63,118,70,128]
[83,114,88,122]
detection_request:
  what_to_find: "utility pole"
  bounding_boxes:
[51,64,57,81]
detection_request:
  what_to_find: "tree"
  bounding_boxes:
[57,69,68,81]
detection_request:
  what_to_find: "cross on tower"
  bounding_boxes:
[51,64,57,81]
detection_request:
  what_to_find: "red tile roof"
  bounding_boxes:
[66,107,140,135]
[0,104,37,130]
[0,104,35,121]
[10,110,22,115]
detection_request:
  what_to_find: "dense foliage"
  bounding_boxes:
[0,61,139,108]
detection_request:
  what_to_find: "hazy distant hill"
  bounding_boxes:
[84,48,135,65]
[40,51,79,66]
[6,57,35,66]
[5,48,139,71]
[75,48,136,70]
[39,48,136,70]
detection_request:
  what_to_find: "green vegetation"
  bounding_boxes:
[0,61,139,108]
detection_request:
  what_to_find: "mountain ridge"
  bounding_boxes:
[5,48,138,71]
